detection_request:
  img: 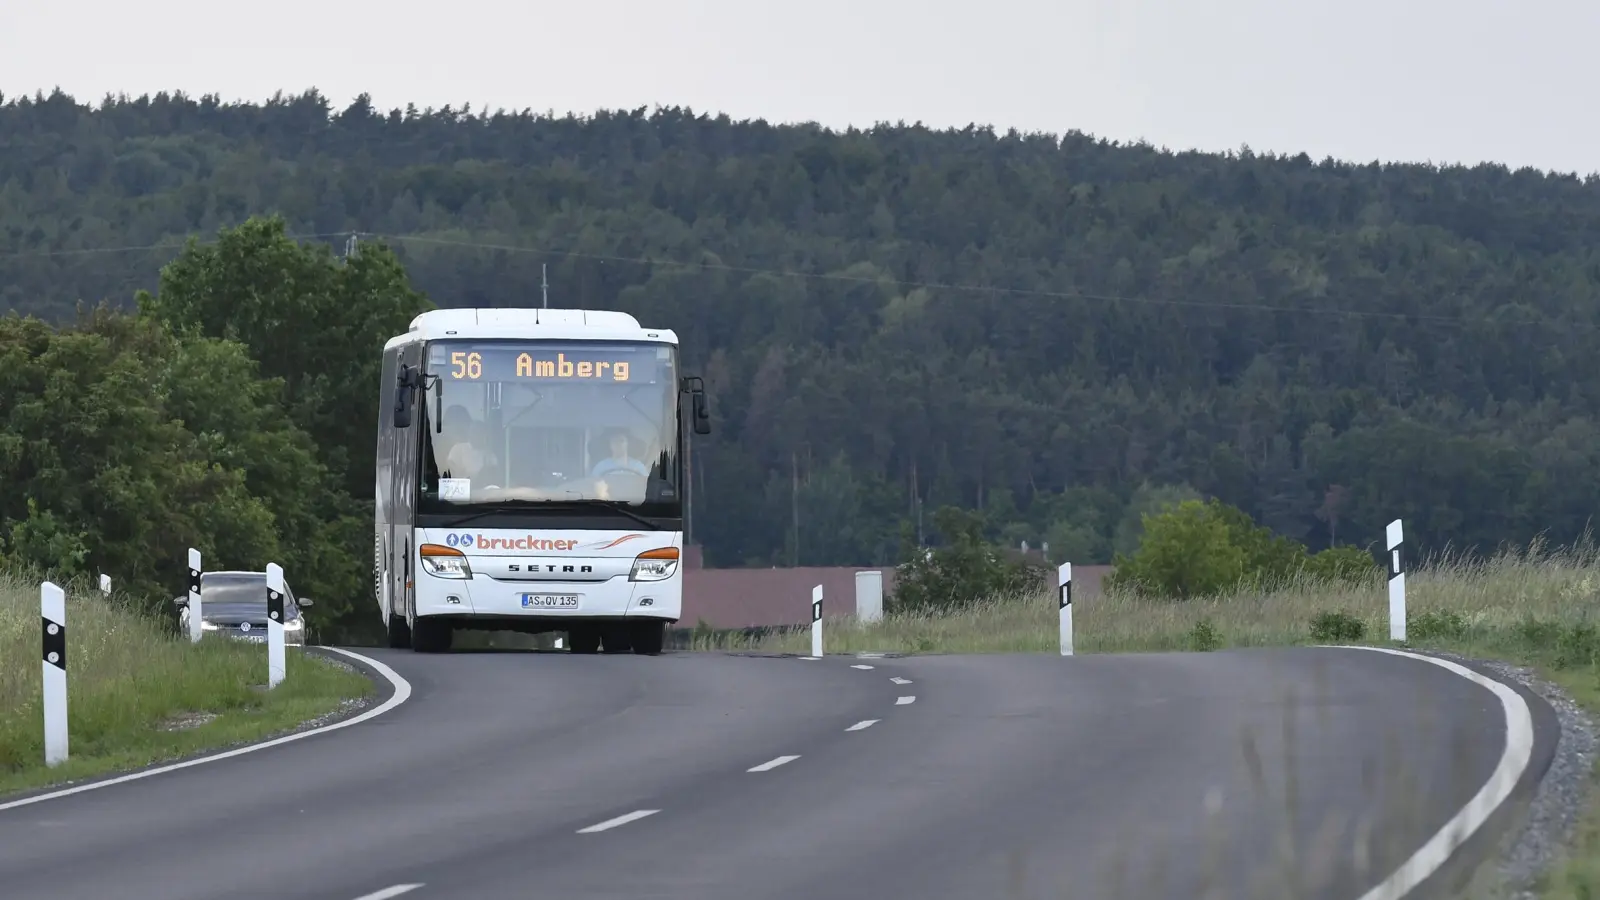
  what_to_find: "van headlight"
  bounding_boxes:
[630,547,680,582]
[419,544,473,579]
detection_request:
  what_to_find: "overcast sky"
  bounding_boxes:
[2,0,1594,175]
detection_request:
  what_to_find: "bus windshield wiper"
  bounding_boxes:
[583,502,661,531]
[436,509,512,529]
[528,501,662,531]
[437,501,662,530]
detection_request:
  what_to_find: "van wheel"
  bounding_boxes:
[567,627,601,654]
[412,617,453,653]
[387,613,412,649]
[630,621,665,656]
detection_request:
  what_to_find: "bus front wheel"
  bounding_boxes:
[630,621,665,656]
[412,616,453,653]
[386,614,412,649]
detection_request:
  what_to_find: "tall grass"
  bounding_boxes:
[723,539,1600,658]
[0,569,372,794]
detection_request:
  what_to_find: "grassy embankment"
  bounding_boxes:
[0,570,373,796]
[699,541,1600,898]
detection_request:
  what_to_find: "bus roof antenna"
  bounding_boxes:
[542,263,549,309]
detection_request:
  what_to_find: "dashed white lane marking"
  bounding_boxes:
[846,719,879,732]
[798,656,821,661]
[890,677,912,685]
[851,664,875,670]
[578,809,661,834]
[1317,645,1536,900]
[352,885,424,900]
[896,695,916,705]
[0,648,412,814]
[857,653,886,659]
[748,755,801,772]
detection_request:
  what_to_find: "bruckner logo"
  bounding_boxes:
[450,534,579,551]
[440,532,652,552]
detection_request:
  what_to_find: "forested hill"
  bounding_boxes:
[4,88,1600,568]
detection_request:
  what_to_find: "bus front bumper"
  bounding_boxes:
[413,573,681,623]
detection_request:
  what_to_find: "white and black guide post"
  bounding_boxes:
[99,574,111,596]
[1387,519,1406,642]
[41,581,68,766]
[1058,562,1074,656]
[187,548,203,644]
[811,584,824,658]
[266,563,287,688]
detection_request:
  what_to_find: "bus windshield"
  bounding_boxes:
[416,339,680,511]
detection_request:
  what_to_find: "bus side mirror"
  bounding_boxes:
[393,367,413,429]
[692,390,711,435]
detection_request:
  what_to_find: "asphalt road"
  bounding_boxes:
[0,645,1557,900]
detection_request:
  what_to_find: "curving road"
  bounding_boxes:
[0,645,1557,900]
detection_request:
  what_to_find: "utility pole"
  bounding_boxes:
[541,263,549,308]
[911,460,924,546]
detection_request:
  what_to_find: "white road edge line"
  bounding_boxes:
[846,719,879,731]
[352,884,424,900]
[0,647,413,814]
[1321,645,1536,900]
[747,755,801,772]
[578,809,660,833]
[896,695,916,705]
[851,664,875,670]
[890,677,913,685]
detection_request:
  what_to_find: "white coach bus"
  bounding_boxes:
[374,307,711,654]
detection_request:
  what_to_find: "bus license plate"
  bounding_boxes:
[522,594,580,609]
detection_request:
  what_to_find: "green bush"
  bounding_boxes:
[1188,618,1222,651]
[1310,610,1366,642]
[1408,609,1468,641]
[1104,500,1246,599]
[891,506,1048,612]
[1555,621,1600,669]
[1107,497,1382,600]
[1303,545,1382,585]
[1205,501,1310,589]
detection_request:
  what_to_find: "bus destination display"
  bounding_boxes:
[436,345,650,383]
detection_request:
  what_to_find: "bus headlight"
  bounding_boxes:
[419,544,473,580]
[630,547,679,582]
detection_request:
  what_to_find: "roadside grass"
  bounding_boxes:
[695,539,1600,898]
[0,570,373,796]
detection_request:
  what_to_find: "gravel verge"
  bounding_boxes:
[1428,650,1597,899]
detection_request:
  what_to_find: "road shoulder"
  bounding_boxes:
[0,646,402,808]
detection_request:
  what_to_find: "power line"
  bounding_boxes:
[2,227,1596,332]
[356,231,1595,331]
[0,232,353,260]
